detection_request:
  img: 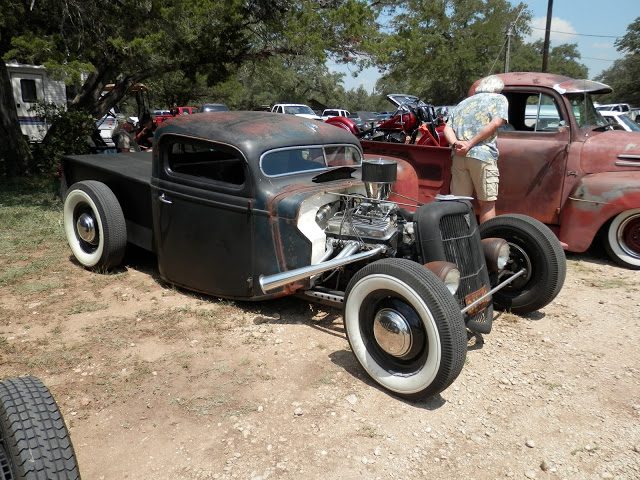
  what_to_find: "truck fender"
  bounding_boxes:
[325,116,359,135]
[390,158,419,211]
[559,172,640,252]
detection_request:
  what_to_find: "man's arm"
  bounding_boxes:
[443,124,458,146]
[454,117,505,155]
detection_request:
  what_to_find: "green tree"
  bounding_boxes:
[1,0,384,177]
[374,0,532,104]
[510,40,588,78]
[596,17,640,106]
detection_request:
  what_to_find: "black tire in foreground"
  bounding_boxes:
[63,180,127,270]
[0,376,80,480]
[344,258,467,400]
[480,214,566,314]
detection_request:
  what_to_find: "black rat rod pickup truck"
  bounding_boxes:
[60,111,566,400]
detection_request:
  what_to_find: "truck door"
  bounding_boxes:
[150,136,254,298]
[10,70,45,141]
[496,91,570,225]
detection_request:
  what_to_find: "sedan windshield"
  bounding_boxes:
[566,93,609,129]
[261,145,362,176]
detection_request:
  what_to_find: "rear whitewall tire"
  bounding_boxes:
[63,181,126,270]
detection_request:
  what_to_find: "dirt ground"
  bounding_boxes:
[1,221,639,479]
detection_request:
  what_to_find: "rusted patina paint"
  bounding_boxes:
[265,178,362,290]
[469,72,611,96]
[559,172,640,252]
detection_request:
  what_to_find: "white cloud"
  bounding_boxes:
[528,17,577,43]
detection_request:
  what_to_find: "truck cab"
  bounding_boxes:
[361,72,640,269]
[471,72,640,269]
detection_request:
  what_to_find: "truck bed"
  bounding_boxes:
[62,152,155,251]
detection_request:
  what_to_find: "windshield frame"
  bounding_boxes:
[566,92,610,129]
[260,144,363,178]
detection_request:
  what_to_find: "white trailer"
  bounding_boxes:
[7,62,66,142]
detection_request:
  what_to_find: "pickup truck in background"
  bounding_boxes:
[59,111,565,400]
[270,103,322,120]
[321,108,350,121]
[362,72,640,269]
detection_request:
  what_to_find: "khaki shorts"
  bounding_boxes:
[450,155,499,202]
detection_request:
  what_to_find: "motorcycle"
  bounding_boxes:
[326,94,449,147]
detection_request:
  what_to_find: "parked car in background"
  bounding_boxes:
[363,72,640,270]
[321,108,350,121]
[200,103,229,112]
[271,103,323,120]
[375,112,393,122]
[153,106,198,126]
[96,114,118,147]
[599,111,640,132]
[596,103,631,113]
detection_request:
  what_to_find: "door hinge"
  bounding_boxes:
[566,170,577,177]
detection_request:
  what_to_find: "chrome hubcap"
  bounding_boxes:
[373,308,413,357]
[76,213,97,245]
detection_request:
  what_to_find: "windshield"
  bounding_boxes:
[566,93,609,129]
[261,145,362,177]
[284,105,315,115]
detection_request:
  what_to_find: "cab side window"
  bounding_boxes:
[166,139,246,186]
[503,92,564,132]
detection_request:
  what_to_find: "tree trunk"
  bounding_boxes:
[0,61,32,177]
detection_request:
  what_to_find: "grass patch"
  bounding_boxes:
[0,257,61,288]
[585,278,628,289]
[0,178,65,259]
[68,301,109,315]
[170,394,231,415]
[16,278,65,294]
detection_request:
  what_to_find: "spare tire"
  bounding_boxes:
[0,376,80,479]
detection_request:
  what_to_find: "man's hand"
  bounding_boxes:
[454,140,471,155]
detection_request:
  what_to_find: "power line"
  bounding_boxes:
[531,26,619,39]
[581,56,619,62]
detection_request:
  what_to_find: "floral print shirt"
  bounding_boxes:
[447,92,509,162]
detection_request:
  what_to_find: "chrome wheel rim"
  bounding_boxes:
[373,308,413,357]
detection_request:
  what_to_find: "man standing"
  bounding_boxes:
[443,75,508,223]
[114,118,140,153]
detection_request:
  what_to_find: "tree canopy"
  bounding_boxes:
[596,17,640,106]
[0,0,599,177]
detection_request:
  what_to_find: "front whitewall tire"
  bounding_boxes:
[345,274,441,394]
[343,258,467,400]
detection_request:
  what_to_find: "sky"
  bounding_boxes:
[329,0,640,92]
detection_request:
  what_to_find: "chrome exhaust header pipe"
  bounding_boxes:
[259,244,385,293]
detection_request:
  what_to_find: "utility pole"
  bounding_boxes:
[541,0,553,72]
[505,23,513,73]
